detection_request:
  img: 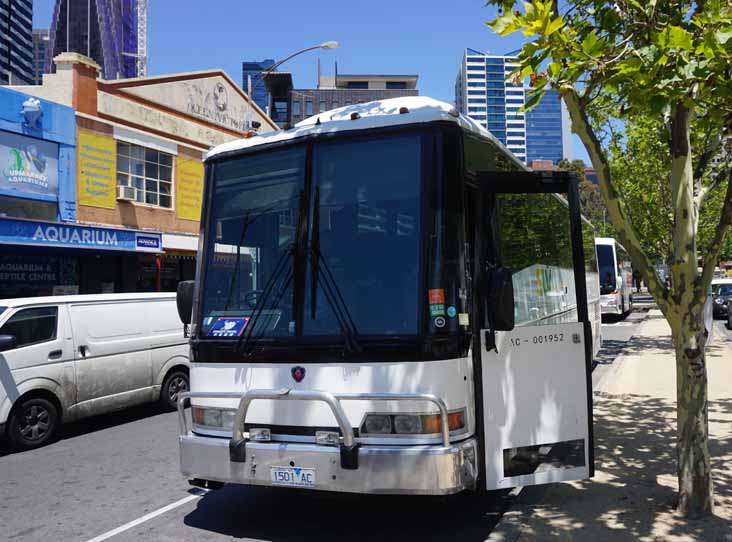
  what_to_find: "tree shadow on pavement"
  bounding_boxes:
[184,485,513,541]
[513,393,732,541]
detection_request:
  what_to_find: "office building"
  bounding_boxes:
[455,49,526,161]
[0,0,34,85]
[32,29,50,85]
[242,59,275,114]
[47,0,145,80]
[525,89,572,164]
[288,72,418,125]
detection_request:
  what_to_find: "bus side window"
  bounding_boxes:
[495,193,577,327]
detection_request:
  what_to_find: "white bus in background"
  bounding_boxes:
[595,237,634,317]
[175,97,601,496]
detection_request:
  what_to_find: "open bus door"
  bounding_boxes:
[474,171,594,490]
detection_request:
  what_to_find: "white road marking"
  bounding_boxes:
[85,488,208,542]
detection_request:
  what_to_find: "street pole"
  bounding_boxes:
[246,74,252,133]
[87,0,91,57]
[67,0,70,51]
[244,41,339,131]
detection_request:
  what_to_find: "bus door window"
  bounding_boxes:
[494,192,577,327]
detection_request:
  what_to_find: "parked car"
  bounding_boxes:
[726,300,732,330]
[0,293,190,451]
[711,278,732,319]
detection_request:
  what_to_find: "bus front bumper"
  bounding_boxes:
[179,433,478,495]
[178,389,477,495]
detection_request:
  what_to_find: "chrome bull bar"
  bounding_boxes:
[177,389,451,470]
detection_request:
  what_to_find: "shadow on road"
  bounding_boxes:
[0,403,170,458]
[184,486,512,541]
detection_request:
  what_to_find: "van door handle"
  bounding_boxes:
[48,349,63,359]
[78,345,87,357]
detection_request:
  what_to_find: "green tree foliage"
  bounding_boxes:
[485,0,732,517]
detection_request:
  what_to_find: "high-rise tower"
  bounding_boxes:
[0,0,34,85]
[47,0,146,80]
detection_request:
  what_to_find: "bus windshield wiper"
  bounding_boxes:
[310,188,361,354]
[224,200,289,311]
[236,190,306,354]
[236,245,294,354]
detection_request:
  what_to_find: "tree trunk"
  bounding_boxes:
[672,307,714,517]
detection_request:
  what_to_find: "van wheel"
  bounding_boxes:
[7,396,59,451]
[160,370,189,411]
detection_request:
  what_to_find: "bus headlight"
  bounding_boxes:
[192,407,236,430]
[363,414,392,434]
[394,414,422,434]
[361,409,466,436]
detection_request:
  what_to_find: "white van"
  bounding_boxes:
[0,293,190,451]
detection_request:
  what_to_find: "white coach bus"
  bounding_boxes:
[175,97,601,495]
[595,237,633,317]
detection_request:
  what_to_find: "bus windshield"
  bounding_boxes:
[713,283,732,296]
[199,133,423,341]
[596,244,616,295]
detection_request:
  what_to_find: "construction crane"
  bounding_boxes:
[121,0,147,77]
[135,0,147,76]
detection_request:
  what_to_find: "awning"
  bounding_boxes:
[0,217,163,253]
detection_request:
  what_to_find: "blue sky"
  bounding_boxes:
[33,0,589,163]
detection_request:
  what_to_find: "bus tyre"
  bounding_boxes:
[7,396,59,451]
[160,370,189,412]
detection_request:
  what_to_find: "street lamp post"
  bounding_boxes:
[245,41,339,131]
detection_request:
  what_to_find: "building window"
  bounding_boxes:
[346,81,368,89]
[319,101,327,112]
[386,81,407,89]
[305,101,314,116]
[332,101,339,109]
[292,100,301,117]
[116,142,173,208]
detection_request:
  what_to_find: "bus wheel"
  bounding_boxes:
[160,369,189,411]
[7,396,59,451]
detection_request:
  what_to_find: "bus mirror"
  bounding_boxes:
[176,280,195,325]
[489,267,515,331]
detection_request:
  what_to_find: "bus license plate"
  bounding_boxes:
[270,467,316,488]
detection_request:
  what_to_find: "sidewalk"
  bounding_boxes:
[491,311,732,542]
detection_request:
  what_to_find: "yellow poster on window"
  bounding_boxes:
[77,130,117,209]
[176,158,204,221]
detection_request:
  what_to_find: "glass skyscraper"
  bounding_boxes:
[47,0,141,80]
[456,48,571,164]
[0,0,34,85]
[32,29,50,85]
[526,89,571,164]
[242,59,275,114]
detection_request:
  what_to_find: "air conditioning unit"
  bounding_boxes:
[117,185,136,201]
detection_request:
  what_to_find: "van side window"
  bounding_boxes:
[0,307,58,348]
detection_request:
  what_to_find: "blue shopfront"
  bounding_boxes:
[0,87,164,298]
[0,218,164,298]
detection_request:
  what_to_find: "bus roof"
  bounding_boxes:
[206,96,527,170]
